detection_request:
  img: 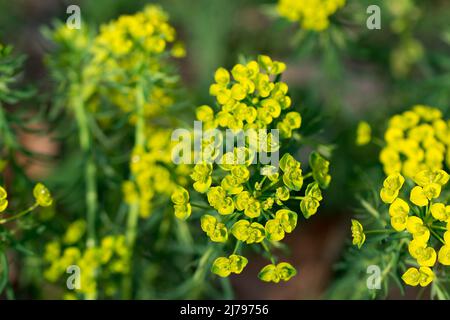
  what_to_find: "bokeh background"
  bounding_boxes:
[1,0,450,299]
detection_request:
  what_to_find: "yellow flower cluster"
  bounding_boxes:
[92,5,183,63]
[380,105,449,179]
[44,232,129,298]
[123,128,190,218]
[89,5,184,119]
[351,219,365,248]
[204,55,292,132]
[277,0,346,31]
[379,170,450,287]
[172,56,331,282]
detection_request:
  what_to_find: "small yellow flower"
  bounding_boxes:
[258,262,297,283]
[275,186,290,205]
[408,239,426,259]
[174,203,192,220]
[401,267,434,287]
[388,198,409,231]
[217,197,235,215]
[207,186,226,208]
[410,186,428,206]
[200,214,228,242]
[221,175,243,195]
[44,241,61,262]
[276,209,298,233]
[351,219,365,249]
[63,220,87,244]
[310,152,331,189]
[390,215,408,232]
[211,257,231,277]
[389,198,409,217]
[211,255,248,277]
[265,219,285,241]
[438,244,450,265]
[430,203,450,222]
[171,41,186,58]
[235,191,251,211]
[380,173,405,204]
[214,67,230,85]
[282,166,303,191]
[413,169,449,187]
[300,182,323,219]
[171,186,189,205]
[231,220,265,244]
[0,186,8,212]
[416,246,437,267]
[406,216,430,243]
[380,188,400,204]
[445,231,450,244]
[33,183,53,207]
[191,163,213,193]
[356,121,371,146]
[228,255,248,274]
[383,173,405,191]
[244,197,261,218]
[196,105,214,122]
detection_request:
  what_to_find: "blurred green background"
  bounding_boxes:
[1,0,450,299]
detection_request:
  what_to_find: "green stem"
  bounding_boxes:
[0,203,38,224]
[123,82,146,299]
[261,180,279,193]
[191,203,211,210]
[193,246,215,284]
[261,241,276,264]
[303,172,313,179]
[73,90,97,248]
[365,229,397,235]
[430,228,445,245]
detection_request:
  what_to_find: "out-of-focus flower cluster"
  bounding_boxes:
[171,56,331,282]
[277,0,346,31]
[380,105,449,179]
[44,229,129,298]
[89,4,184,119]
[123,128,190,218]
[380,170,449,287]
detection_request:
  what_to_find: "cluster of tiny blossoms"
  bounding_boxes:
[277,0,346,31]
[44,230,129,299]
[172,56,331,282]
[381,170,450,287]
[352,106,450,289]
[380,105,449,179]
[352,169,450,287]
[123,128,190,218]
[89,5,185,119]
